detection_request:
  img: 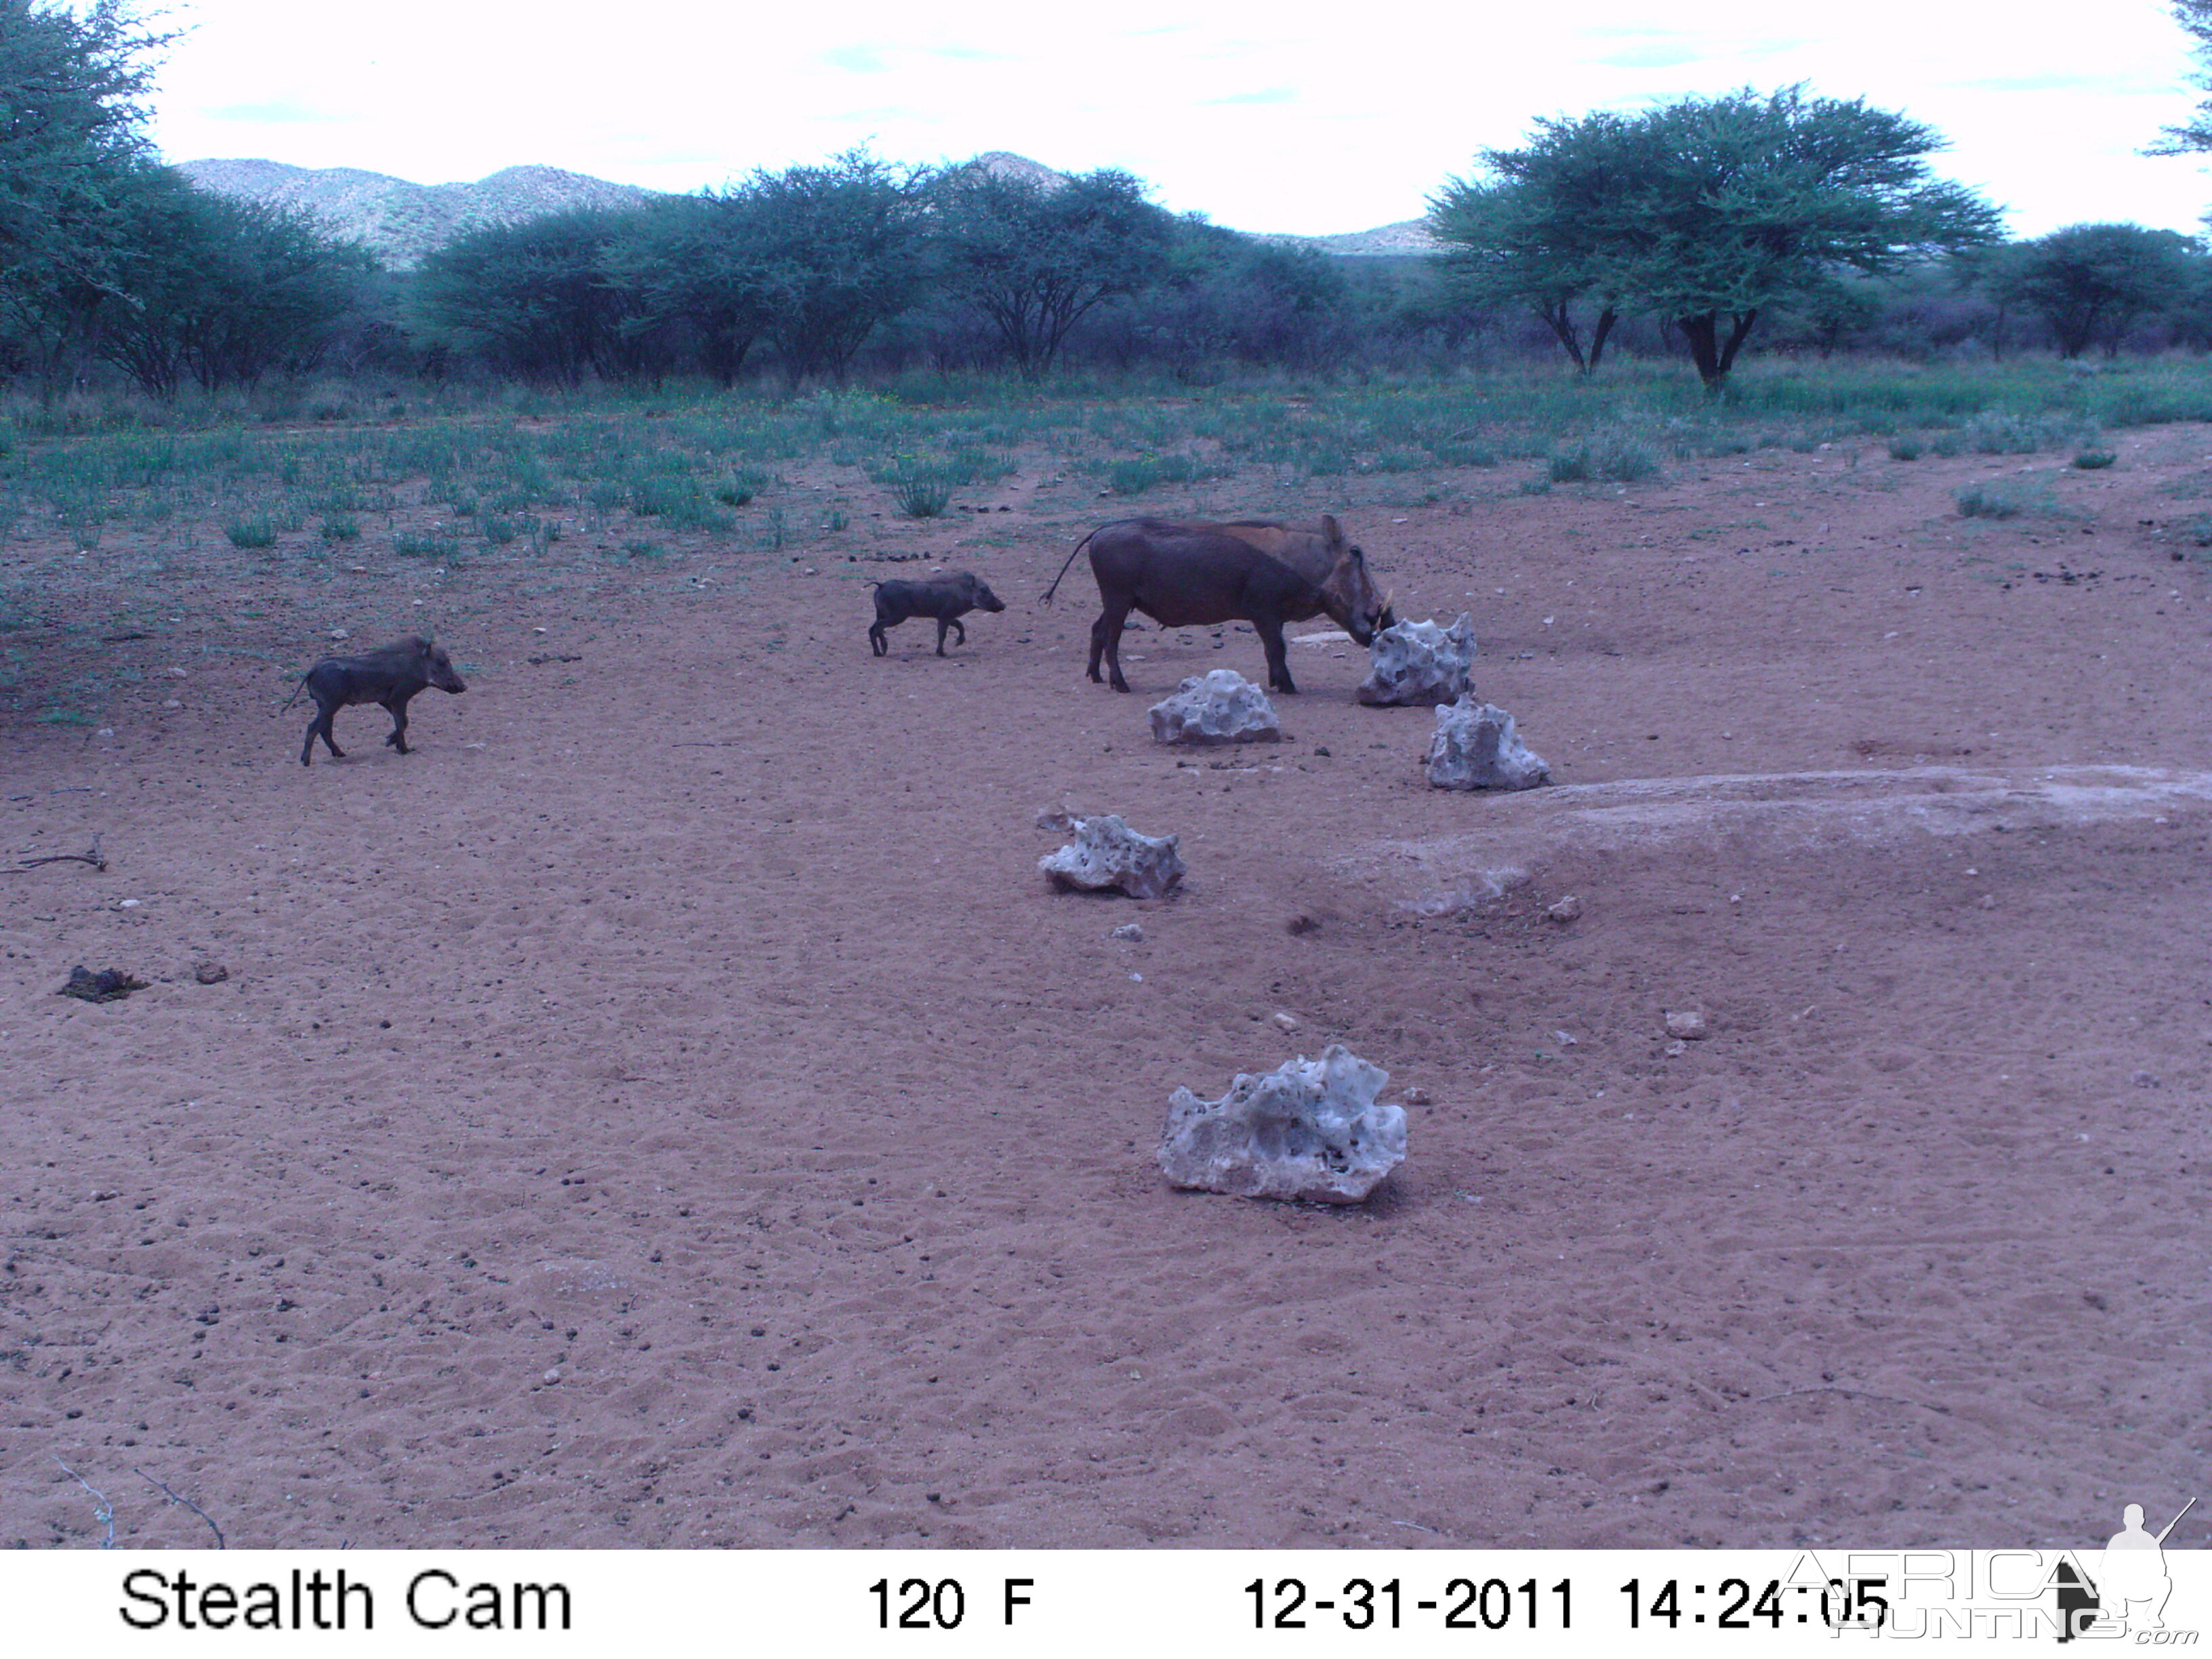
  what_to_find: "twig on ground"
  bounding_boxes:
[136,1468,225,1549]
[1751,1384,1950,1415]
[6,835,106,874]
[54,1456,115,1548]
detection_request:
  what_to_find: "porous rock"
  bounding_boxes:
[1148,670,1282,745]
[1158,1044,1406,1204]
[1040,813,1186,900]
[1425,695,1550,791]
[1357,613,1478,706]
[1664,1009,1708,1040]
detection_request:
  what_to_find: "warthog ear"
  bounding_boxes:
[1321,513,1343,545]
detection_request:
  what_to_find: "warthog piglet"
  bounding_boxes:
[868,571,1005,657]
[288,634,467,766]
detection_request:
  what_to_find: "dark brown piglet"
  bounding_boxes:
[287,635,466,766]
[868,571,1006,657]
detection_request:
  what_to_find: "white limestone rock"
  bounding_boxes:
[1357,613,1478,706]
[1425,695,1550,792]
[1040,813,1186,900]
[1149,669,1282,745]
[1157,1044,1406,1204]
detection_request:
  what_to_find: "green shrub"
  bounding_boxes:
[1954,479,2058,520]
[320,515,361,541]
[2072,449,2116,470]
[1887,436,1924,460]
[226,515,278,549]
[895,474,951,518]
[482,516,519,545]
[1427,440,1498,467]
[394,533,458,558]
[1963,409,2082,455]
[621,538,661,558]
[1549,426,1660,484]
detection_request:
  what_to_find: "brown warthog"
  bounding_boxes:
[1208,518,1397,634]
[287,635,467,766]
[1040,515,1388,694]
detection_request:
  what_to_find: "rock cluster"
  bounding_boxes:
[1148,670,1282,745]
[1040,813,1186,899]
[1357,613,1477,706]
[1157,1044,1406,1204]
[1424,695,1550,791]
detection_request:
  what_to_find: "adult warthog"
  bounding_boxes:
[1208,519,1397,634]
[1040,515,1389,694]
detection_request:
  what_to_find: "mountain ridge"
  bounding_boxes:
[177,153,1442,268]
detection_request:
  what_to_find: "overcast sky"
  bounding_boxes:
[144,0,2212,239]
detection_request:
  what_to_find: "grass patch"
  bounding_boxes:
[1101,453,1231,495]
[1548,425,1662,485]
[394,532,458,559]
[1954,478,2064,520]
[225,515,279,549]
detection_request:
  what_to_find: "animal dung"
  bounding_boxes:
[59,966,148,1003]
[1424,695,1551,792]
[1158,1044,1406,1204]
[1357,613,1478,706]
[1147,670,1282,745]
[1039,813,1186,900]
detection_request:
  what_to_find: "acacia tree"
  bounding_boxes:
[929,166,1172,378]
[1429,115,1635,373]
[0,0,177,387]
[745,149,930,386]
[1438,88,2001,389]
[601,192,776,385]
[2154,1,2212,154]
[418,210,640,386]
[1996,224,2200,357]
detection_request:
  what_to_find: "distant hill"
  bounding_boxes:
[179,152,1437,266]
[1272,219,1443,258]
[176,159,660,269]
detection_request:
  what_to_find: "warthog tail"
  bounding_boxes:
[1040,529,1102,605]
[278,673,310,713]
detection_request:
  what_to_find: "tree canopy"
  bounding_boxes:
[0,0,176,380]
[1994,223,2201,358]
[1431,87,2002,388]
[928,165,1173,378]
[2153,1,2212,154]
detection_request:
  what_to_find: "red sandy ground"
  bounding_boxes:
[3,424,2208,1551]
